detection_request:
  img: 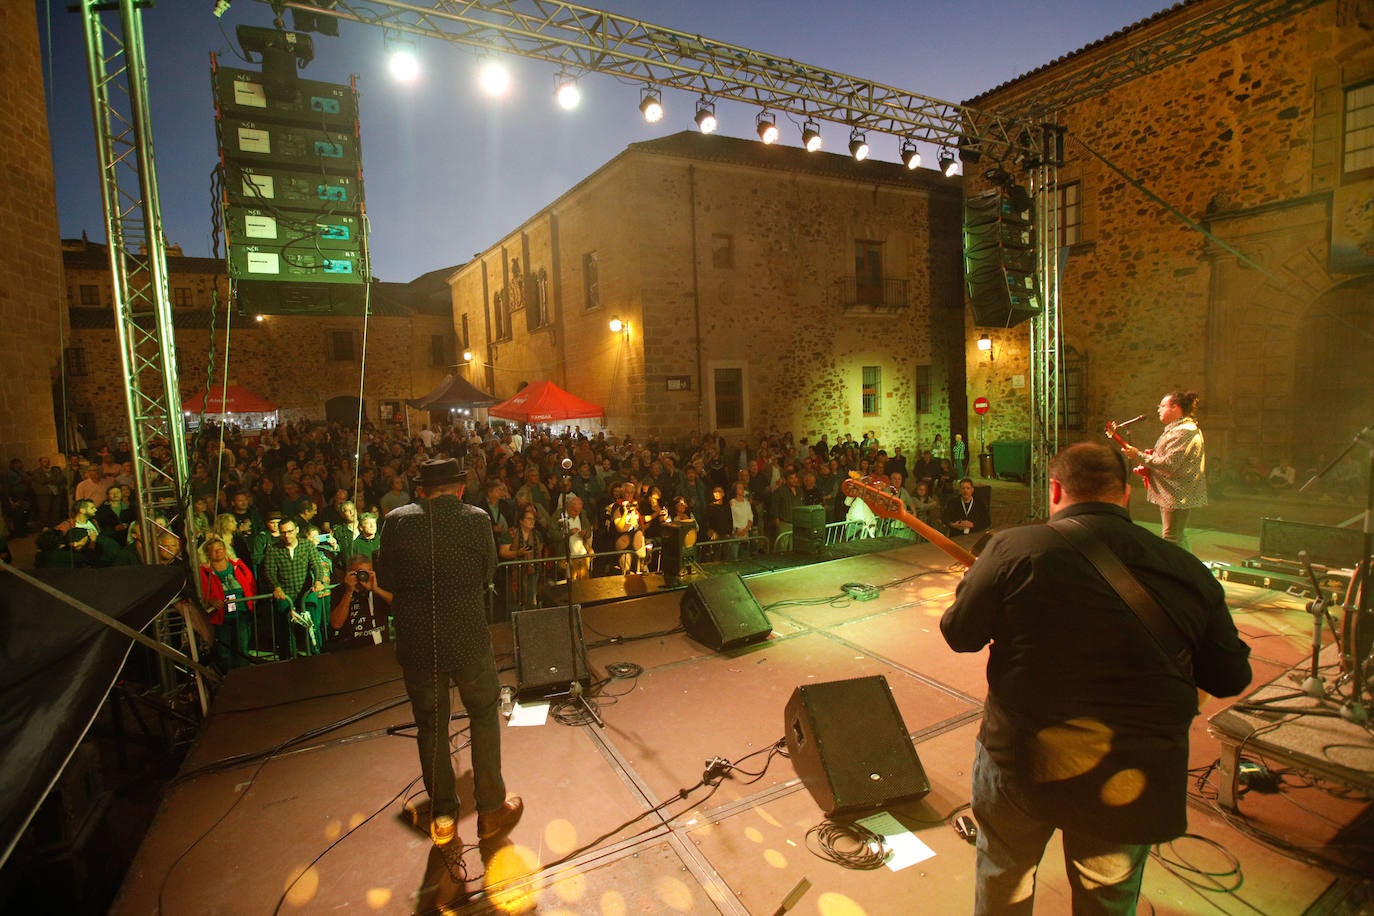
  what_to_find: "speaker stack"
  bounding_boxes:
[791,504,828,555]
[963,187,1041,328]
[784,675,931,816]
[679,574,771,651]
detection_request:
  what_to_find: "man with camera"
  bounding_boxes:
[327,554,392,651]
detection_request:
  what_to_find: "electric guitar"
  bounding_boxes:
[1105,420,1153,490]
[841,476,978,567]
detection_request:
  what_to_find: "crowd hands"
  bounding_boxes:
[2,420,978,664]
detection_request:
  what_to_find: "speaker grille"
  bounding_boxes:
[512,605,591,698]
[679,574,771,651]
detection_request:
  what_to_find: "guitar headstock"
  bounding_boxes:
[840,475,904,520]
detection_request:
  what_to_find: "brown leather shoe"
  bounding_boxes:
[430,814,457,846]
[476,796,523,841]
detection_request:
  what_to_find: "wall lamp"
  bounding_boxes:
[462,348,474,362]
[609,316,626,335]
[978,333,994,360]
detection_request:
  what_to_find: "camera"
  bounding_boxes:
[354,569,371,583]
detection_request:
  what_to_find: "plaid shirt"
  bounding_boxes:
[263,540,329,601]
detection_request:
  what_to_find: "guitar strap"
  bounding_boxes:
[1049,516,1194,682]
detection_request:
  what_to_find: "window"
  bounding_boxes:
[862,365,881,417]
[79,285,99,306]
[1060,346,1087,431]
[1058,181,1082,247]
[582,252,600,310]
[328,329,357,361]
[173,287,193,307]
[430,334,454,368]
[528,268,551,329]
[76,410,98,440]
[494,289,512,341]
[854,240,883,306]
[711,233,734,269]
[713,367,744,429]
[460,313,470,349]
[915,364,932,414]
[64,347,88,377]
[1344,80,1374,180]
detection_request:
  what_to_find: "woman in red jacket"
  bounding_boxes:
[199,536,257,670]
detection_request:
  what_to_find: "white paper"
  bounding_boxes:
[507,700,550,727]
[856,811,936,872]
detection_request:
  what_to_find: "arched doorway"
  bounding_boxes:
[1293,275,1374,469]
[325,396,365,427]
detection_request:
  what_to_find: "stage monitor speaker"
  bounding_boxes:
[784,675,931,816]
[511,604,591,699]
[679,574,771,651]
[792,504,828,555]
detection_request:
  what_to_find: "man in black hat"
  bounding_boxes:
[375,457,522,848]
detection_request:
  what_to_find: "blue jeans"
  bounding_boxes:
[971,741,1149,916]
[402,651,506,821]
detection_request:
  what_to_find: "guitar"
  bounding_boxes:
[1105,420,1153,490]
[841,476,978,567]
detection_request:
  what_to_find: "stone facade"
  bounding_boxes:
[968,0,1374,472]
[60,241,455,442]
[451,132,967,453]
[0,1,64,465]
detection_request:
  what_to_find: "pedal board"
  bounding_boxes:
[1205,562,1319,599]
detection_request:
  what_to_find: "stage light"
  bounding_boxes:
[957,134,982,165]
[386,34,420,83]
[848,128,869,162]
[554,73,580,110]
[694,98,717,134]
[900,140,921,170]
[478,57,511,97]
[756,111,779,144]
[939,148,959,177]
[639,88,663,123]
[802,119,822,153]
[977,333,992,351]
[609,316,624,334]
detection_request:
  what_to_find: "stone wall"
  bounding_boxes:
[0,2,64,464]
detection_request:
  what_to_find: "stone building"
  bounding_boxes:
[0,1,64,466]
[59,237,457,443]
[449,131,967,451]
[965,0,1374,475]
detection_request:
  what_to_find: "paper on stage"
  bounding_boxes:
[856,811,936,871]
[508,700,550,726]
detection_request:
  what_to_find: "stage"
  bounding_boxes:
[111,537,1373,915]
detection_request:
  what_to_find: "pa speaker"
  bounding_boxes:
[680,574,771,651]
[784,675,931,816]
[512,604,591,699]
[963,189,1041,329]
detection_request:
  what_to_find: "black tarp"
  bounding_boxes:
[406,373,502,410]
[0,565,185,866]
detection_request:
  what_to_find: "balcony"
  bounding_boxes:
[831,276,911,313]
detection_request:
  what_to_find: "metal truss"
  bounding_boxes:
[267,0,1040,159]
[81,0,201,709]
[986,0,1324,117]
[1029,163,1061,519]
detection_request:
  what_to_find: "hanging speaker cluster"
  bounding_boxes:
[963,186,1040,329]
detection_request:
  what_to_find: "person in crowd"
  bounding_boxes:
[952,433,968,479]
[1268,458,1296,490]
[556,493,595,581]
[375,457,522,848]
[29,456,67,528]
[262,517,331,657]
[770,468,804,541]
[1118,390,1208,550]
[198,536,256,670]
[942,477,991,539]
[912,477,941,531]
[379,475,412,516]
[74,464,111,507]
[499,503,545,611]
[729,480,755,556]
[351,512,382,562]
[327,554,392,651]
[941,442,1251,915]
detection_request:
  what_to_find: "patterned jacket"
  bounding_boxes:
[1140,418,1207,511]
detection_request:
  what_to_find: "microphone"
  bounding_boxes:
[1115,414,1145,429]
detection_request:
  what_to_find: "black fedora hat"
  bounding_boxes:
[419,457,467,488]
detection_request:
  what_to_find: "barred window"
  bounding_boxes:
[862,365,881,417]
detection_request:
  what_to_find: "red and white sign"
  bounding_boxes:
[973,397,990,415]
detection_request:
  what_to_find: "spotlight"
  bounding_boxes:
[478,57,511,96]
[694,98,717,134]
[848,128,869,162]
[802,119,822,153]
[939,148,959,177]
[386,34,420,83]
[756,111,779,144]
[554,73,580,110]
[900,139,921,170]
[639,88,663,123]
[957,134,982,165]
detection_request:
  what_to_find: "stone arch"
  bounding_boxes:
[1292,274,1374,468]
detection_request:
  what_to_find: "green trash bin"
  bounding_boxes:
[990,440,1031,481]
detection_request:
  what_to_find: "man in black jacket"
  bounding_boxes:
[941,443,1251,915]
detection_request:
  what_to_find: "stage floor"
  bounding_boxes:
[113,535,1373,915]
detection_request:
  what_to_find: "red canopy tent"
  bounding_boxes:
[183,385,278,414]
[488,380,604,424]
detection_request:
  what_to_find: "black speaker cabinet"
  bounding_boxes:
[784,675,931,816]
[679,574,771,651]
[512,604,591,699]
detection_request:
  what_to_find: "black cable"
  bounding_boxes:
[805,820,888,870]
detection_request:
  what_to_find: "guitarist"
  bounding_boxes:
[1118,390,1208,551]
